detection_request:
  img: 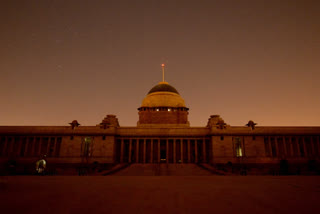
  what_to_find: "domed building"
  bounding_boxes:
[138,81,189,126]
[0,66,320,175]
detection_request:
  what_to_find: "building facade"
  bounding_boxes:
[1,81,320,174]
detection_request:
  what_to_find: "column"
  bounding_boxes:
[150,139,153,163]
[316,136,320,156]
[24,138,29,157]
[317,136,320,156]
[128,139,132,163]
[195,140,198,163]
[136,139,139,163]
[268,137,272,157]
[302,137,308,158]
[2,137,7,157]
[203,138,206,163]
[173,139,176,163]
[180,138,183,163]
[288,137,293,157]
[16,137,22,157]
[158,139,160,163]
[143,139,146,163]
[30,137,35,157]
[296,138,301,157]
[120,139,124,163]
[36,138,42,157]
[275,137,279,158]
[166,139,169,164]
[283,137,287,157]
[188,139,191,163]
[52,138,56,157]
[310,137,315,158]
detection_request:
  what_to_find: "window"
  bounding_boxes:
[81,137,93,157]
[234,137,243,157]
[220,136,224,141]
[102,135,106,140]
[252,136,256,140]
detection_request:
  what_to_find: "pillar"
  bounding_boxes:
[180,138,183,163]
[128,139,132,163]
[1,137,7,157]
[136,139,139,163]
[275,137,279,158]
[203,138,206,163]
[283,137,287,157]
[296,138,301,157]
[302,137,308,158]
[310,137,315,158]
[150,139,153,163]
[51,138,56,157]
[120,139,124,163]
[195,140,198,163]
[188,139,191,163]
[173,139,176,163]
[288,137,293,157]
[143,139,146,163]
[158,139,160,163]
[166,139,169,164]
[268,137,272,157]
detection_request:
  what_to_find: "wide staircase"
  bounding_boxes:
[110,163,215,176]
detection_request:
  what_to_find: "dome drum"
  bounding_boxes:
[138,110,189,125]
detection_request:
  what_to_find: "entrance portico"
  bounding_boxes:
[116,138,211,164]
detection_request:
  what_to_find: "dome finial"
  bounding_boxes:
[161,63,165,82]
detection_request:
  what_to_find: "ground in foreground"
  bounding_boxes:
[1,176,319,214]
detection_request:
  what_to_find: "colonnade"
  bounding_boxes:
[115,138,211,163]
[264,136,320,158]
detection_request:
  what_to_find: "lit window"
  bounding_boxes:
[234,137,243,157]
[156,108,159,111]
[82,137,93,157]
[168,108,171,111]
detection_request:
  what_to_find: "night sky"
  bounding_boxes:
[1,0,319,127]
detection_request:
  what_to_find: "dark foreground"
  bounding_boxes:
[1,176,319,214]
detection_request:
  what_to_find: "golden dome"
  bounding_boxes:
[141,82,186,108]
